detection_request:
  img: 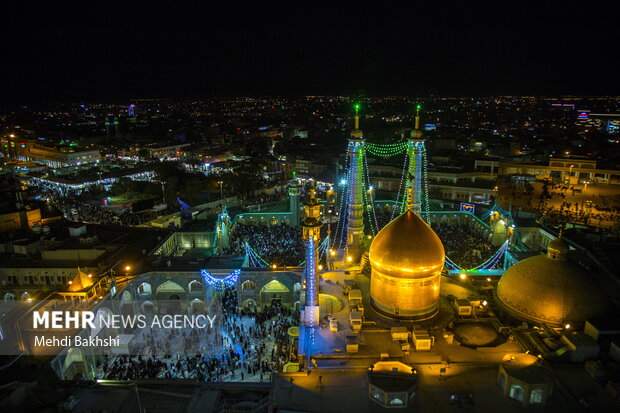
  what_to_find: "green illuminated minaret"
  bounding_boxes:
[404,104,429,218]
[288,179,301,226]
[345,103,366,263]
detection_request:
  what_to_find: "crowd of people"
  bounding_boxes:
[29,179,169,226]
[498,179,620,230]
[431,223,495,269]
[224,223,305,266]
[98,289,298,382]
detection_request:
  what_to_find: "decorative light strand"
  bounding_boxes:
[471,240,509,270]
[333,152,350,250]
[361,149,379,234]
[421,143,431,222]
[200,269,240,290]
[366,141,408,158]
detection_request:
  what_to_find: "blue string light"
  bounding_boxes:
[201,269,240,290]
[471,240,509,270]
[244,242,269,267]
[333,152,350,250]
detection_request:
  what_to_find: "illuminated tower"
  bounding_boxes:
[404,104,429,219]
[345,103,366,262]
[288,179,301,226]
[301,182,322,326]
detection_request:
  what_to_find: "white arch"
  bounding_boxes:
[241,280,256,291]
[190,298,205,313]
[141,301,155,314]
[188,280,204,294]
[4,292,16,301]
[120,290,133,306]
[137,282,152,296]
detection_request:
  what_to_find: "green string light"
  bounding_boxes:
[366,141,408,157]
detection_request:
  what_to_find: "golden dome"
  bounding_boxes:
[369,210,445,278]
[496,253,608,327]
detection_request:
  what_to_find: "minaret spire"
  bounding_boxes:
[411,104,423,139]
[405,104,426,217]
[345,102,366,262]
[301,180,322,327]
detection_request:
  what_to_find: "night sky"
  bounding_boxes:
[3,3,620,103]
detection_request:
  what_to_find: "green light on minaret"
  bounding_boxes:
[354,102,361,113]
[416,104,421,111]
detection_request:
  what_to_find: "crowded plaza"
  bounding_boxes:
[497,178,620,230]
[431,222,495,269]
[97,289,298,382]
[224,223,305,266]
[27,176,169,226]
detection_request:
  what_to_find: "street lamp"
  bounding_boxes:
[218,181,224,199]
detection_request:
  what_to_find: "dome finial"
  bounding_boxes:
[350,102,364,139]
[411,104,423,139]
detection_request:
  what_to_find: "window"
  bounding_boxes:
[509,384,524,402]
[369,385,385,404]
[530,389,543,404]
[388,393,406,406]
